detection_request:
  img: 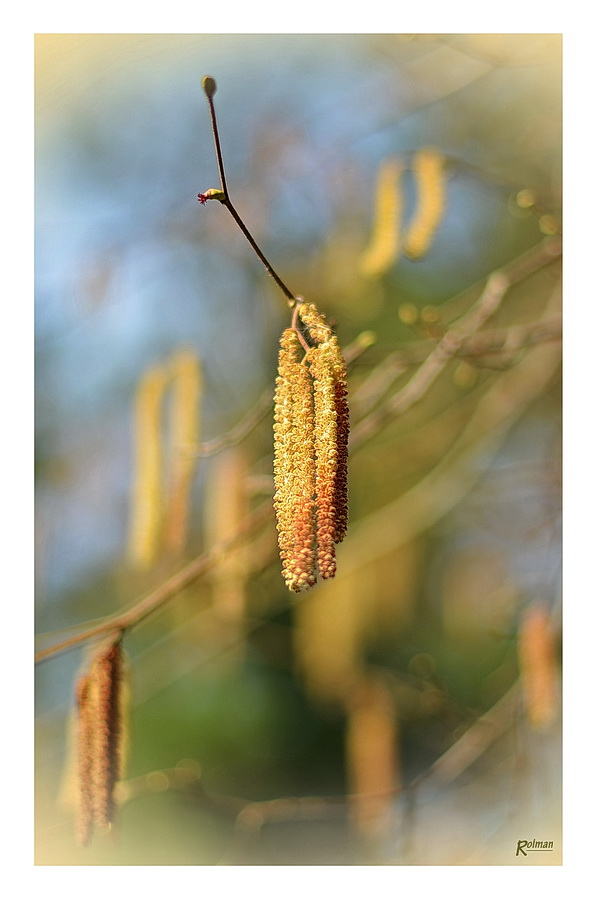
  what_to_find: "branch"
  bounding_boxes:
[339,279,561,575]
[424,682,522,785]
[351,237,561,446]
[34,501,272,663]
[351,314,561,416]
[199,76,297,307]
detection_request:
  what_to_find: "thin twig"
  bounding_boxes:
[222,198,297,306]
[425,682,522,785]
[114,679,524,836]
[350,271,511,446]
[201,78,297,307]
[350,238,561,447]
[198,389,273,458]
[205,91,229,198]
[340,280,561,574]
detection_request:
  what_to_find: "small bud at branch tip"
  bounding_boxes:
[201,76,217,99]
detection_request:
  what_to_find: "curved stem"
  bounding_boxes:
[223,198,298,306]
[203,81,298,309]
[206,94,228,197]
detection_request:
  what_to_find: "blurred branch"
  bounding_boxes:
[197,388,273,458]
[115,679,524,844]
[351,236,561,446]
[457,314,561,361]
[352,314,561,414]
[351,270,510,446]
[34,501,272,663]
[340,279,561,575]
[422,682,522,786]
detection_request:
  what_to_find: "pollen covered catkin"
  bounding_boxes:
[273,328,317,592]
[273,303,349,591]
[298,301,334,346]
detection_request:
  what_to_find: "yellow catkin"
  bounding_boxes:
[298,302,349,545]
[204,448,249,622]
[128,365,168,568]
[163,348,202,556]
[403,148,446,259]
[517,604,558,730]
[273,303,349,591]
[345,675,399,838]
[273,328,317,591]
[359,158,404,277]
[273,331,295,583]
[297,300,334,346]
[294,573,362,703]
[75,639,127,844]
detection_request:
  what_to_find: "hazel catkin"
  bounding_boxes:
[308,341,340,580]
[273,329,317,591]
[75,639,127,845]
[273,304,350,591]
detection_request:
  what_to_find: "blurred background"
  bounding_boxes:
[35,34,562,865]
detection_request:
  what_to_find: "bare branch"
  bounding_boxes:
[350,236,560,447]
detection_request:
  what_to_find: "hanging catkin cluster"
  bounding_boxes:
[273,301,349,591]
[75,639,127,846]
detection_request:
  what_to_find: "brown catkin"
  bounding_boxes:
[75,639,126,843]
[346,675,399,837]
[91,641,125,831]
[308,342,339,580]
[517,604,558,730]
[329,340,349,543]
[299,304,349,542]
[75,675,94,847]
